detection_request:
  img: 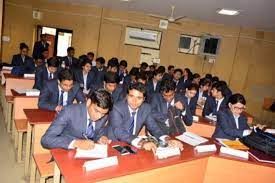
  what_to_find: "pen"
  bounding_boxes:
[82,133,89,140]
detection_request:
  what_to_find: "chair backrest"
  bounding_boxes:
[263,97,274,110]
[33,124,50,154]
[13,97,38,119]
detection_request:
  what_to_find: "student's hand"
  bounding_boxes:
[167,139,183,151]
[175,101,185,111]
[73,140,95,150]
[141,142,157,153]
[55,105,63,112]
[255,124,267,130]
[98,136,111,145]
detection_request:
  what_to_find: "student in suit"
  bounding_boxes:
[33,57,59,90]
[90,57,106,86]
[140,62,149,72]
[220,80,232,99]
[180,68,192,90]
[41,89,113,150]
[196,78,211,106]
[38,69,85,112]
[162,65,174,81]
[118,60,128,84]
[107,82,183,152]
[192,73,201,85]
[91,72,125,103]
[11,43,35,74]
[202,81,228,117]
[123,67,139,86]
[74,60,94,94]
[32,34,49,60]
[212,93,253,140]
[87,52,95,66]
[146,68,164,103]
[136,72,147,85]
[150,79,193,131]
[172,68,184,92]
[183,83,199,115]
[106,57,119,73]
[62,47,79,70]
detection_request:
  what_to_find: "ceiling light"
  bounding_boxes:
[217,8,240,16]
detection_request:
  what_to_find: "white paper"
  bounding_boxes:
[176,132,208,146]
[2,66,13,70]
[195,144,217,153]
[155,147,181,159]
[24,74,35,78]
[14,88,39,95]
[26,90,40,96]
[83,156,118,171]
[192,115,199,122]
[205,114,217,122]
[265,129,275,134]
[75,144,108,159]
[220,146,248,159]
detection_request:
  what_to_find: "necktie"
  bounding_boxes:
[69,57,72,65]
[86,119,95,139]
[128,111,136,134]
[216,100,219,111]
[59,90,64,106]
[167,102,172,109]
[49,73,53,80]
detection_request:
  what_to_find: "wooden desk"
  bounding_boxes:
[51,141,275,183]
[187,117,216,138]
[24,109,56,176]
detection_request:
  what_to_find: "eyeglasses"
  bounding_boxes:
[232,106,246,111]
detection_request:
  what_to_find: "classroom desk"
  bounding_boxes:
[51,140,275,183]
[186,117,216,138]
[24,109,56,176]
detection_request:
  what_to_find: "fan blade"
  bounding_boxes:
[148,14,167,20]
[170,5,175,17]
[173,16,186,22]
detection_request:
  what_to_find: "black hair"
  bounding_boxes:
[67,47,75,52]
[107,58,119,69]
[81,59,92,67]
[212,76,219,83]
[58,69,74,82]
[129,67,140,76]
[219,80,228,87]
[40,34,47,39]
[168,65,174,71]
[96,57,105,65]
[140,62,148,70]
[212,81,226,97]
[187,83,199,91]
[149,65,156,69]
[205,73,212,80]
[104,72,119,84]
[136,72,148,82]
[160,79,176,93]
[20,42,29,50]
[157,66,166,73]
[184,68,192,77]
[228,93,246,105]
[192,73,200,80]
[199,78,211,87]
[119,60,127,67]
[47,57,60,68]
[87,52,94,57]
[127,82,147,97]
[173,68,183,75]
[41,48,49,53]
[153,68,165,76]
[88,89,113,110]
[79,54,89,63]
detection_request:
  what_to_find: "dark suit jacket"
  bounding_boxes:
[202,96,228,117]
[33,65,59,90]
[195,90,209,100]
[90,66,106,86]
[183,95,197,116]
[146,80,161,103]
[74,69,95,90]
[150,93,193,125]
[162,73,173,81]
[41,103,108,149]
[106,99,166,143]
[32,41,49,59]
[176,78,191,92]
[62,56,80,70]
[212,109,250,140]
[38,79,85,111]
[11,54,35,74]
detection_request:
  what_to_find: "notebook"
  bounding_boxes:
[249,149,275,164]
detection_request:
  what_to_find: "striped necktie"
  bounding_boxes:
[128,111,136,134]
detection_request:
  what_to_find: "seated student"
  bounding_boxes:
[136,71,148,85]
[220,80,232,99]
[11,42,35,74]
[62,47,79,70]
[140,62,149,72]
[32,34,49,60]
[87,52,95,66]
[146,68,164,102]
[172,68,184,92]
[38,69,85,112]
[33,57,59,90]
[212,94,252,140]
[162,65,174,81]
[192,73,201,85]
[41,89,113,150]
[196,78,211,106]
[118,60,128,83]
[150,79,193,131]
[183,83,199,115]
[91,57,106,86]
[107,57,119,73]
[106,82,183,151]
[91,72,124,103]
[202,81,228,117]
[74,59,94,94]
[181,68,192,89]
[123,67,139,86]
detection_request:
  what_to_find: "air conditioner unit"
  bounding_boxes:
[128,30,158,42]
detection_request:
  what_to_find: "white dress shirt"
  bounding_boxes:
[58,85,68,106]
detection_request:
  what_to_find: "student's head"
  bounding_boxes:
[127,82,146,110]
[107,58,119,73]
[168,65,175,75]
[211,81,226,99]
[211,76,219,84]
[185,83,198,99]
[183,68,192,78]
[160,79,176,103]
[129,67,140,83]
[153,68,164,81]
[58,69,74,92]
[40,34,47,42]
[119,60,127,72]
[192,73,201,85]
[41,48,49,59]
[19,43,29,56]
[86,89,113,121]
[136,72,148,85]
[87,52,94,61]
[35,57,43,67]
[47,57,59,74]
[199,78,211,92]
[67,47,75,57]
[149,65,156,72]
[173,69,183,81]
[104,72,119,93]
[96,57,105,69]
[228,93,246,116]
[79,54,88,63]
[140,62,149,72]
[81,59,92,73]
[158,66,166,74]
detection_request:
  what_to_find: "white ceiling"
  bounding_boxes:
[49,0,275,31]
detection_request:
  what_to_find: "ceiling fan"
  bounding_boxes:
[148,5,186,24]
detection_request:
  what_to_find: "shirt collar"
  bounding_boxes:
[128,105,139,114]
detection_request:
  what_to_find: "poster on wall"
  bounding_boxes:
[140,48,160,65]
[125,27,162,49]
